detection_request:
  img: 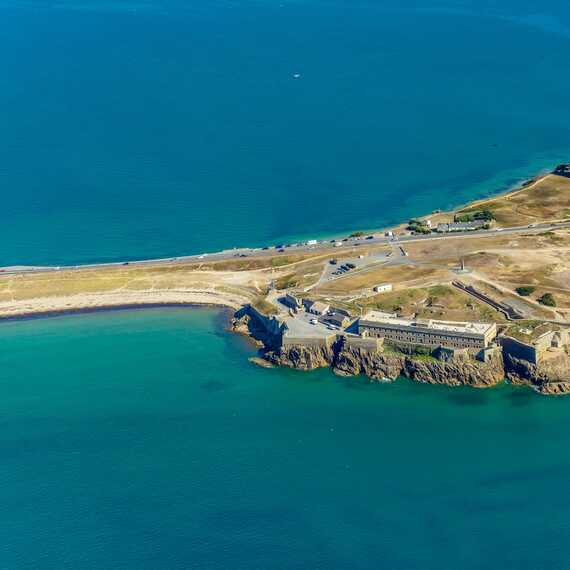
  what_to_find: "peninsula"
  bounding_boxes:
[5,166,570,395]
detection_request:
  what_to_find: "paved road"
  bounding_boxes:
[1,221,568,277]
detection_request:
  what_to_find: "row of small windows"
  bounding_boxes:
[362,326,484,348]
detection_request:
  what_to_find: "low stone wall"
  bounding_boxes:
[343,335,383,352]
[247,305,284,337]
[282,334,337,349]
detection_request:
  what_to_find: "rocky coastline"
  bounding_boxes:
[232,310,570,396]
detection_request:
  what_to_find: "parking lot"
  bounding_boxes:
[318,250,392,286]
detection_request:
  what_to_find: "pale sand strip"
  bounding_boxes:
[0,289,250,319]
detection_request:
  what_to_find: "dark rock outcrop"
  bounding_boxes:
[236,308,570,395]
[265,344,336,371]
[263,343,504,388]
[505,351,570,395]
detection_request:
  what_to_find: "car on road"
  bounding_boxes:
[330,259,338,265]
[366,235,374,239]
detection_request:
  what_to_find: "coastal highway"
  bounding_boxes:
[2,220,569,277]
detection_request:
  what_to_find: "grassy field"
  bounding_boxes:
[0,265,263,303]
[314,264,447,295]
[357,284,506,322]
[458,174,570,227]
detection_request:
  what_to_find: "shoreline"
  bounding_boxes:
[0,289,246,322]
[3,168,555,274]
[0,302,236,324]
[0,165,566,325]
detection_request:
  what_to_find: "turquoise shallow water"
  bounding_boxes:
[2,0,570,265]
[1,308,570,569]
[4,2,570,567]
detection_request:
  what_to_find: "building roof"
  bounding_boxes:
[323,312,349,325]
[360,311,494,336]
[310,301,330,313]
[438,220,486,231]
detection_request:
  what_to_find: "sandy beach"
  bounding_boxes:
[0,288,249,320]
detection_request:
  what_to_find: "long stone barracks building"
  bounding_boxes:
[358,312,497,350]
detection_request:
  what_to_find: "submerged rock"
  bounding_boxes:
[248,356,275,369]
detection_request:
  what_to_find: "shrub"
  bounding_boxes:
[516,286,536,297]
[538,293,556,307]
[455,210,495,223]
[350,231,365,237]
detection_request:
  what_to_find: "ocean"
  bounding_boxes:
[1,308,570,569]
[3,1,570,567]
[2,0,570,265]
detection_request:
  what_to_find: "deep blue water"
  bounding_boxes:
[2,0,570,265]
[1,308,570,569]
[3,3,570,568]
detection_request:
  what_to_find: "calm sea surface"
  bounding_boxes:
[3,2,570,568]
[2,0,570,265]
[1,308,570,569]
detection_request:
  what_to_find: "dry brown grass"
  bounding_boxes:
[0,265,265,303]
[315,264,448,295]
[358,284,506,322]
[458,174,570,226]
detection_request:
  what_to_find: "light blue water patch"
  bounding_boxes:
[1,0,570,266]
[1,308,570,569]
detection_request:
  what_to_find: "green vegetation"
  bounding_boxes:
[538,293,557,307]
[413,346,433,357]
[349,231,366,237]
[383,342,435,360]
[407,219,432,234]
[454,209,494,223]
[515,286,536,297]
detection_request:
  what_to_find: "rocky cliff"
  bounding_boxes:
[505,350,570,395]
[334,346,505,387]
[265,343,336,371]
[266,343,505,388]
[236,308,570,395]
